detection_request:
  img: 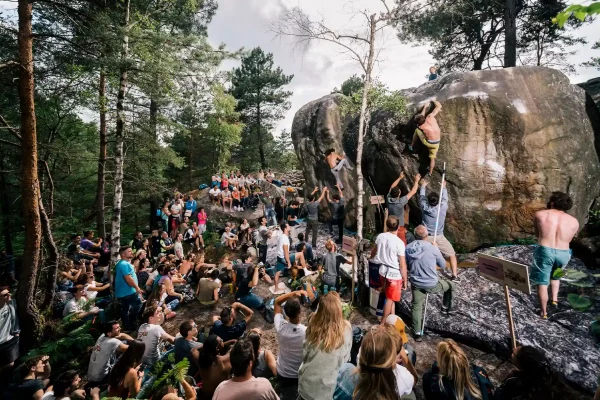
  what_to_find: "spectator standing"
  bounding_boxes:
[298,291,352,400]
[174,320,202,378]
[0,287,19,374]
[406,225,454,341]
[197,207,208,234]
[107,340,146,399]
[326,184,346,244]
[212,302,253,342]
[370,215,408,325]
[185,195,197,218]
[295,233,314,266]
[387,172,420,245]
[213,339,279,400]
[115,246,144,332]
[170,198,183,239]
[257,217,271,265]
[303,187,327,248]
[137,306,175,365]
[87,321,132,387]
[260,194,277,227]
[274,290,307,394]
[160,201,171,233]
[423,340,492,400]
[130,232,144,253]
[150,230,161,259]
[322,240,352,291]
[419,180,459,281]
[275,223,306,292]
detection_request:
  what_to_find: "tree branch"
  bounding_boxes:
[0,115,21,141]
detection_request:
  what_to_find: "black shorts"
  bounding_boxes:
[0,336,19,365]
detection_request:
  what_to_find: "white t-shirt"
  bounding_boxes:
[170,203,182,216]
[394,364,415,396]
[63,298,84,317]
[87,334,122,382]
[84,281,98,300]
[372,232,405,280]
[174,242,184,260]
[221,232,235,244]
[277,234,290,259]
[274,313,306,378]
[137,323,166,364]
[209,188,221,196]
[148,270,159,282]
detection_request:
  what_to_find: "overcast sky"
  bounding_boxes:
[207,0,600,134]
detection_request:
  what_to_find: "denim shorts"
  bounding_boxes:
[530,245,571,286]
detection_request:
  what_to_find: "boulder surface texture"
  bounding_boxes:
[395,245,600,394]
[291,67,600,250]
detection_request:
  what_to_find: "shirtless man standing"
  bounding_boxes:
[324,148,353,189]
[531,191,579,319]
[411,100,443,176]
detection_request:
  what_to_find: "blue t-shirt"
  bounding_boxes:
[185,200,197,214]
[115,259,137,298]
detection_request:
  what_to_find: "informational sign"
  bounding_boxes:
[342,235,357,255]
[370,195,385,205]
[478,253,531,295]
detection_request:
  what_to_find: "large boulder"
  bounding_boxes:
[292,67,600,250]
[395,245,600,394]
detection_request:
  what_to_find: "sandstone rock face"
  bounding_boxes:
[395,245,600,394]
[292,67,600,250]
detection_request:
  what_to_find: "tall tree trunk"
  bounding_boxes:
[97,68,108,238]
[39,190,59,309]
[17,0,42,354]
[188,132,193,189]
[356,14,376,245]
[504,0,517,67]
[110,0,130,265]
[0,157,13,255]
[149,97,158,140]
[257,103,266,169]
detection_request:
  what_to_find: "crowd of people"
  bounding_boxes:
[0,161,596,400]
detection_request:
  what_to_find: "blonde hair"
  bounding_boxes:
[305,292,346,352]
[354,326,400,400]
[325,239,335,252]
[436,340,482,400]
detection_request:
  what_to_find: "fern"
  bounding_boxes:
[150,354,190,394]
[25,321,94,366]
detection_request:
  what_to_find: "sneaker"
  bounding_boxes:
[441,306,457,316]
[241,207,244,211]
[450,274,461,282]
[414,334,423,342]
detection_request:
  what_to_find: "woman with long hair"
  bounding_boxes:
[298,291,353,400]
[197,334,231,398]
[333,325,416,400]
[246,329,277,378]
[494,345,582,400]
[108,339,146,399]
[161,200,171,234]
[423,340,489,400]
[147,283,178,319]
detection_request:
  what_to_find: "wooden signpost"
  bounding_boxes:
[478,253,531,350]
[342,235,358,303]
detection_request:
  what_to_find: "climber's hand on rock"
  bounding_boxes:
[415,173,421,183]
[399,171,405,179]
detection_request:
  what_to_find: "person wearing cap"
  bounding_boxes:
[0,287,19,373]
[385,314,417,365]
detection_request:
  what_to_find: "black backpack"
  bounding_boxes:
[350,326,366,365]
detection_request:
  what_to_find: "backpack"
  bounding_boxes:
[198,184,208,189]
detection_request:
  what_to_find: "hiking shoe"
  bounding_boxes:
[414,334,423,342]
[450,274,461,283]
[441,306,457,316]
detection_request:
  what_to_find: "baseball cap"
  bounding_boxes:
[386,314,408,344]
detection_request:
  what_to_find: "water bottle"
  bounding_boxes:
[323,285,329,294]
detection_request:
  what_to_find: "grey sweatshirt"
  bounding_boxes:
[419,187,448,236]
[405,240,446,289]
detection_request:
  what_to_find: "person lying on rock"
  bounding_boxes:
[531,191,579,319]
[410,100,443,176]
[324,148,353,189]
[405,225,455,342]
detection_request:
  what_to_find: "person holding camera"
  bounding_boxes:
[235,265,272,322]
[212,302,253,342]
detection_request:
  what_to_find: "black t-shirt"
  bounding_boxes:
[174,337,201,376]
[132,238,144,252]
[13,379,45,399]
[151,237,161,255]
[287,207,298,219]
[236,276,252,297]
[211,320,247,342]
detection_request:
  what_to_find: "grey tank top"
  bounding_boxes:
[252,351,273,379]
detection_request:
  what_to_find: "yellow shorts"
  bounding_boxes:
[414,129,440,159]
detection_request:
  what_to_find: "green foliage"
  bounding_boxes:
[342,302,354,320]
[149,353,190,396]
[230,47,294,170]
[333,74,364,97]
[340,80,408,122]
[567,293,593,311]
[553,3,600,27]
[270,129,299,172]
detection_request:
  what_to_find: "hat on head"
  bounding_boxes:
[386,314,408,344]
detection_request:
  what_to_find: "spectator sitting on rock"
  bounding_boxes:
[79,272,110,303]
[50,370,84,400]
[57,259,83,291]
[419,179,459,281]
[197,268,222,306]
[87,321,133,387]
[287,200,300,227]
[147,283,178,319]
[321,239,352,292]
[221,227,238,251]
[221,187,233,212]
[209,186,221,205]
[423,340,493,400]
[197,335,232,399]
[406,225,454,342]
[66,234,97,272]
[213,339,279,400]
[235,265,272,321]
[531,191,579,319]
[63,285,102,321]
[13,355,52,399]
[245,329,277,379]
[494,345,580,400]
[80,230,103,254]
[160,231,175,255]
[137,306,175,365]
[212,302,253,342]
[107,339,146,399]
[174,320,203,378]
[386,171,420,245]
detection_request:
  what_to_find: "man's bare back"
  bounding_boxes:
[535,209,579,250]
[325,152,340,169]
[420,115,441,141]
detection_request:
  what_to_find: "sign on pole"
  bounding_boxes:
[370,195,385,205]
[477,253,531,350]
[342,236,357,255]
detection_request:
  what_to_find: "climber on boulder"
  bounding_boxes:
[324,148,353,189]
[410,100,443,176]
